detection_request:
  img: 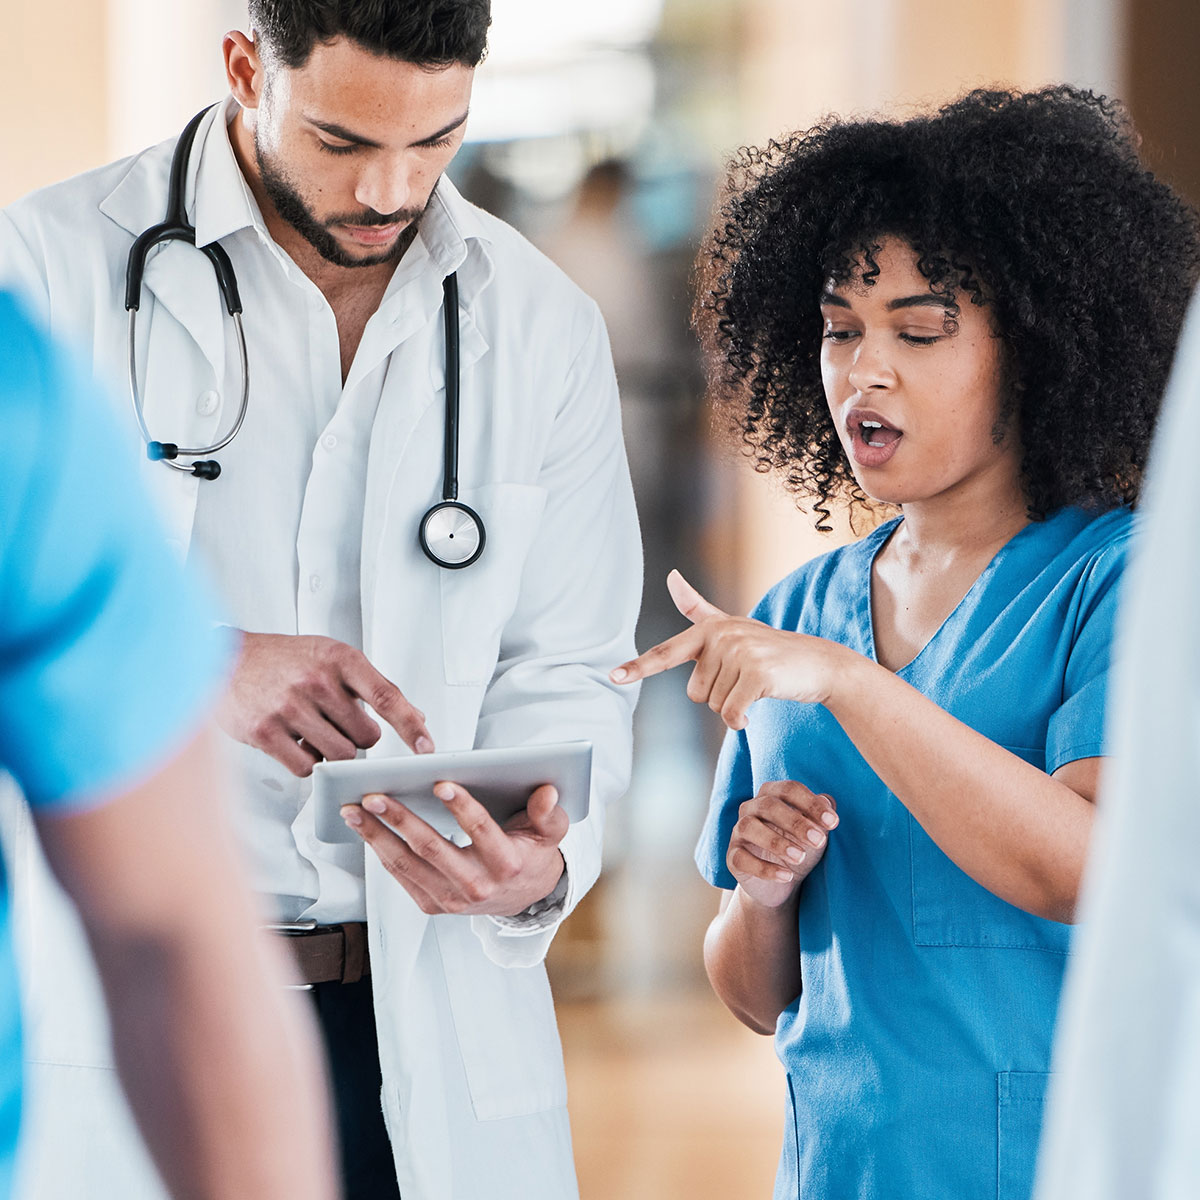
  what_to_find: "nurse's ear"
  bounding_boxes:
[223,29,266,113]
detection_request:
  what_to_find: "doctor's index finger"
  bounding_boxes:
[341,651,434,755]
[609,625,706,685]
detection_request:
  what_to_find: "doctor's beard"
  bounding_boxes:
[255,141,425,268]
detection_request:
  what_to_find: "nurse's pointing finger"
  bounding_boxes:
[610,626,706,684]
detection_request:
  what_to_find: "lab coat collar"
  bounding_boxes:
[99,98,261,249]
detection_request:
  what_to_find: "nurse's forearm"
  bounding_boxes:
[824,654,1096,923]
[704,887,802,1035]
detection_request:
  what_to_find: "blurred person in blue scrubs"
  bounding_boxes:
[612,88,1200,1199]
[0,289,339,1200]
[1033,287,1200,1200]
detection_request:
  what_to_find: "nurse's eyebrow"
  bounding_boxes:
[886,294,956,311]
[818,291,957,311]
[306,112,470,150]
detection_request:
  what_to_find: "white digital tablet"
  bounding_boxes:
[311,740,593,844]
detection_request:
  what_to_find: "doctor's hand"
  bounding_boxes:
[610,571,854,730]
[730,781,838,908]
[216,632,435,777]
[340,783,568,917]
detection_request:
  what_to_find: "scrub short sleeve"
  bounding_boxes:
[1045,538,1128,775]
[0,293,231,810]
[694,727,753,890]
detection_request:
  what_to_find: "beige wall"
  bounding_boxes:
[0,0,242,208]
[1,1,110,206]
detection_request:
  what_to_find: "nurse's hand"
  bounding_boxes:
[216,632,435,777]
[340,783,569,916]
[731,781,838,908]
[609,571,852,730]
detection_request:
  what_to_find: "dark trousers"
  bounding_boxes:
[310,977,402,1200]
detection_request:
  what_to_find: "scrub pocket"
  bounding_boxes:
[997,1071,1050,1200]
[439,483,547,686]
[908,746,1070,953]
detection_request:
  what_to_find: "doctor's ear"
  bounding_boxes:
[223,30,265,110]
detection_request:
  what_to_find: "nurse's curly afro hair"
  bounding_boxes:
[695,86,1200,525]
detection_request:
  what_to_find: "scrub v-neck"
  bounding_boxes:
[862,516,1036,675]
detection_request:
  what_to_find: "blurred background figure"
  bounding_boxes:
[0,291,339,1200]
[2,2,1198,1197]
[1033,291,1200,1200]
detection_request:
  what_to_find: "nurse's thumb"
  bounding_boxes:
[667,569,725,623]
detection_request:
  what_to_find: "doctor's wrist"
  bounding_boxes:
[489,855,569,933]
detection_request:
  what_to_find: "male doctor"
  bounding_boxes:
[0,3,640,1199]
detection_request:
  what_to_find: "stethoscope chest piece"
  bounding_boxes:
[420,501,485,569]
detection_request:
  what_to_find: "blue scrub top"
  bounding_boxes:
[0,291,231,1197]
[696,506,1131,1200]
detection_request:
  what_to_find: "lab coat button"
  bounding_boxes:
[196,389,219,416]
[309,574,322,592]
[322,433,338,451]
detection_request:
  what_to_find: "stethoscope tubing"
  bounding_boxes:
[126,105,249,476]
[128,105,486,565]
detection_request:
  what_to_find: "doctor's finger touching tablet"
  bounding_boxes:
[342,782,568,917]
[217,632,435,777]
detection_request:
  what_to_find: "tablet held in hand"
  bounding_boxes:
[310,740,593,844]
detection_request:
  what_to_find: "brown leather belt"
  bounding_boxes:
[270,921,370,987]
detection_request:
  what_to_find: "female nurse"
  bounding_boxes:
[612,87,1200,1199]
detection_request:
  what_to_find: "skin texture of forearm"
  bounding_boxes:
[825,649,1097,923]
[36,728,340,1200]
[704,887,803,1035]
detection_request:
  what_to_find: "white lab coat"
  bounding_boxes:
[1033,292,1200,1200]
[0,106,640,1200]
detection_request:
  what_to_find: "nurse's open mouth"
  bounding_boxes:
[860,420,900,449]
[847,410,903,467]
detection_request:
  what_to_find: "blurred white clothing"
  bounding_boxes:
[1035,290,1200,1200]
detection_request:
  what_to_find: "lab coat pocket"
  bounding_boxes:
[909,746,1070,952]
[436,921,567,1120]
[439,483,548,686]
[997,1071,1049,1200]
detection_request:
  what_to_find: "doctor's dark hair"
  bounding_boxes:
[695,86,1200,526]
[248,0,491,69]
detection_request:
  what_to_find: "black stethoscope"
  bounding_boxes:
[124,105,486,570]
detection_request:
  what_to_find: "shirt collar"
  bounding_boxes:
[191,97,270,249]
